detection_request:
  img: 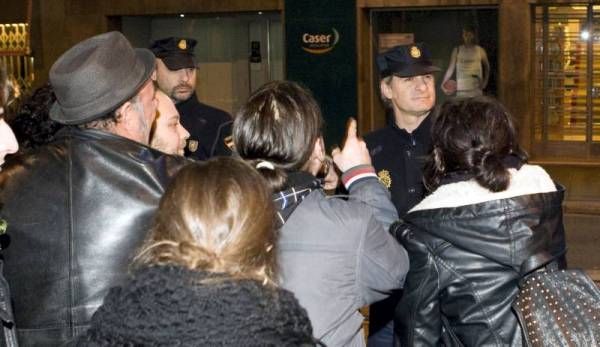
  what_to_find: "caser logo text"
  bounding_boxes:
[301,28,339,54]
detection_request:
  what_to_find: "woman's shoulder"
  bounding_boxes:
[410,164,556,212]
[299,190,373,221]
[280,192,376,248]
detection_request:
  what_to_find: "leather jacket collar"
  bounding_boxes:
[404,185,565,270]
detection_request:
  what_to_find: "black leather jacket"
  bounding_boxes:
[0,128,188,346]
[392,186,566,346]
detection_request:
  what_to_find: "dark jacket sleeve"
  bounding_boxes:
[393,223,443,346]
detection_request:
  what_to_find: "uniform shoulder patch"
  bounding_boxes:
[377,169,392,189]
[223,135,234,150]
[187,139,198,153]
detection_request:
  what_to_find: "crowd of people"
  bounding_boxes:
[0,29,568,347]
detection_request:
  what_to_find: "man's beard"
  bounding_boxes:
[150,134,185,156]
[170,83,194,103]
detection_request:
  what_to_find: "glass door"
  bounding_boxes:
[122,12,283,115]
[533,4,600,158]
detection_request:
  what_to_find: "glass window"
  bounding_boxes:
[371,8,498,106]
[534,4,600,148]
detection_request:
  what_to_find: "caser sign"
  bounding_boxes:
[301,28,339,54]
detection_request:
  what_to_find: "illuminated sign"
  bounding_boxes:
[301,28,339,54]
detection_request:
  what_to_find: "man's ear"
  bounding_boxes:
[380,79,393,100]
[115,101,131,123]
[114,101,138,133]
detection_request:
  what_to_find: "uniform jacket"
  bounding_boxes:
[393,165,567,346]
[365,115,432,217]
[78,265,315,346]
[274,171,409,347]
[0,127,188,346]
[176,94,232,160]
[364,114,432,334]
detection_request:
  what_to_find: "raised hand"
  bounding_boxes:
[331,118,372,172]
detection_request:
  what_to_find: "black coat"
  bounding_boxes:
[393,185,567,346]
[176,94,232,160]
[364,115,432,333]
[78,265,315,346]
[364,115,432,217]
[0,128,188,346]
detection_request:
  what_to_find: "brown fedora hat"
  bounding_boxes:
[49,31,155,125]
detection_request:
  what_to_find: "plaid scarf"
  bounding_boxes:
[273,171,322,226]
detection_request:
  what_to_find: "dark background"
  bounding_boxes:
[285,0,357,148]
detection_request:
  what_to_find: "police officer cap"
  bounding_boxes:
[149,37,197,70]
[377,43,440,78]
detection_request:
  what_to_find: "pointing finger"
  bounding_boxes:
[345,118,358,143]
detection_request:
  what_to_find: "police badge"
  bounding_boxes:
[410,45,421,59]
[224,135,234,150]
[178,39,187,50]
[377,170,392,189]
[187,139,198,153]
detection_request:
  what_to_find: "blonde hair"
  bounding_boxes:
[134,156,278,286]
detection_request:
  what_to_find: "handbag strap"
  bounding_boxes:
[519,248,566,277]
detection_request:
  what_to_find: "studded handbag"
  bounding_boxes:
[513,251,600,346]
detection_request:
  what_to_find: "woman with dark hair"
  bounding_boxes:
[78,157,315,346]
[393,96,566,346]
[9,83,62,150]
[234,80,409,347]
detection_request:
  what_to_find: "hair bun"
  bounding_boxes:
[474,149,510,192]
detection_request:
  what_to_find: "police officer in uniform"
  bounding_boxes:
[150,37,232,160]
[363,43,440,347]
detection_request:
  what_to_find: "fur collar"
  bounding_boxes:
[411,164,556,212]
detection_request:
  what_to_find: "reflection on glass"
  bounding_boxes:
[535,4,600,143]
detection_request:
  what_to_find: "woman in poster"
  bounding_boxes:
[441,25,490,98]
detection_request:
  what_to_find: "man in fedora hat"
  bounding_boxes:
[150,37,232,161]
[0,31,188,346]
[363,42,440,347]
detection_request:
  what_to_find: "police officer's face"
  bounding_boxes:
[151,91,190,156]
[155,59,197,104]
[383,74,435,119]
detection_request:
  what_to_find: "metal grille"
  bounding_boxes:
[534,4,600,145]
[0,23,34,101]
